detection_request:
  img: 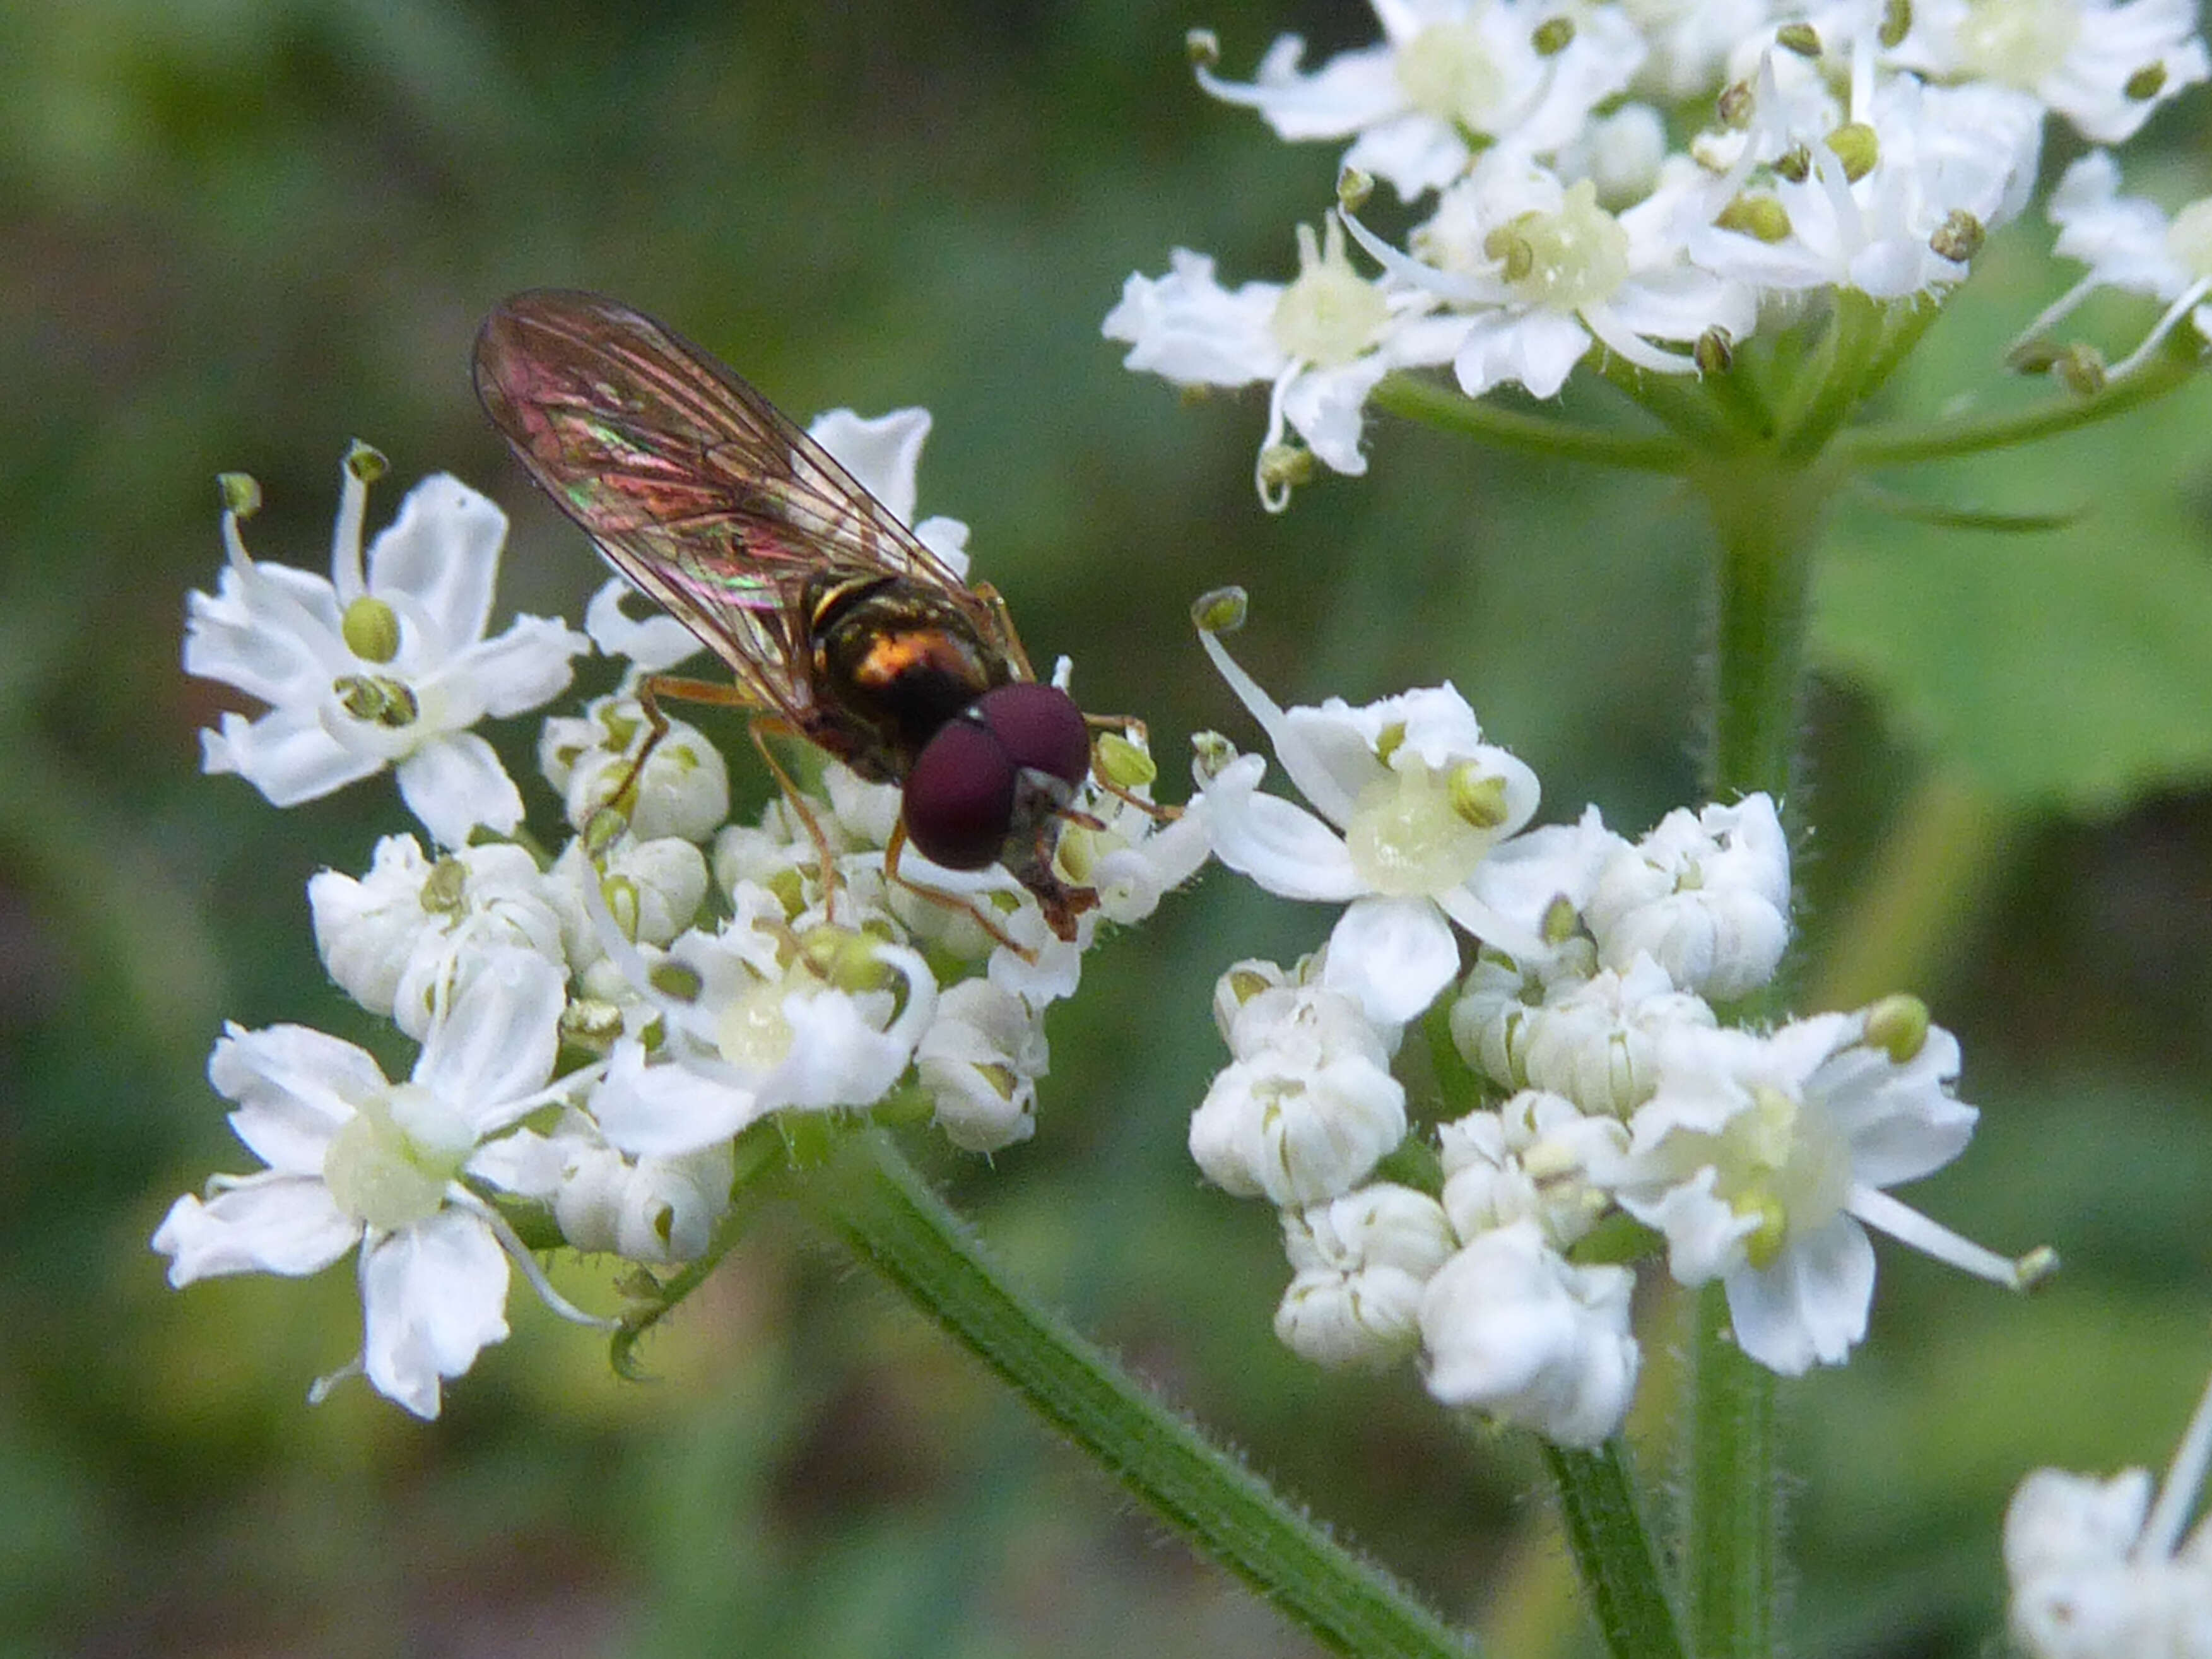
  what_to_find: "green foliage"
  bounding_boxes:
[1816,230,2212,812]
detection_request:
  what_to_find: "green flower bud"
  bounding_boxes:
[420,856,469,915]
[1775,21,1821,56]
[1861,993,1929,1062]
[332,673,418,728]
[649,962,703,1001]
[1448,764,1509,829]
[1929,210,1984,263]
[1095,729,1157,790]
[2125,62,2168,100]
[344,440,389,483]
[1825,122,1878,182]
[1716,194,1792,243]
[1191,586,1249,635]
[218,471,262,517]
[341,595,403,664]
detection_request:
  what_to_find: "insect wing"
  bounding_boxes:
[473,289,994,717]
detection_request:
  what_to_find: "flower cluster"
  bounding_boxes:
[156,418,1205,1418]
[1104,0,2211,504]
[1184,594,2047,1447]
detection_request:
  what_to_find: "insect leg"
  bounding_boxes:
[744,718,846,923]
[968,582,1039,682]
[881,817,1036,961]
[603,673,761,821]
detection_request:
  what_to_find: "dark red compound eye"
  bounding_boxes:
[973,682,1091,789]
[903,718,1019,870]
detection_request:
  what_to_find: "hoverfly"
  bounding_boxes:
[473,289,1122,943]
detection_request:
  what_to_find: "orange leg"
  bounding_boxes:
[882,818,1035,960]
[616,675,852,923]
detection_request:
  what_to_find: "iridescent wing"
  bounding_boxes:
[473,288,999,719]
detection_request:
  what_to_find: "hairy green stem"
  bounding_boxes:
[1685,1285,1777,1659]
[1692,458,1834,805]
[1543,1442,1687,1659]
[804,1131,1479,1659]
[1372,373,1693,471]
[1835,347,2198,466]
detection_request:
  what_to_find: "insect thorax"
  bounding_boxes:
[807,572,1012,777]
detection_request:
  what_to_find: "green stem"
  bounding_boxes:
[1777,291,1885,462]
[1543,1442,1687,1659]
[1372,373,1693,472]
[1835,348,2198,466]
[1681,442,1836,1659]
[1692,458,1834,805]
[1684,1286,1775,1659]
[804,1131,1478,1659]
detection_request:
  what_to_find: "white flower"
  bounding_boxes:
[1275,1183,1459,1367]
[486,1117,734,1264]
[1347,153,1758,394]
[1519,955,1720,1115]
[1686,64,2044,301]
[1194,1,1647,199]
[185,450,590,847]
[1103,218,1470,507]
[583,902,938,1158]
[539,689,731,842]
[1450,941,1597,1090]
[1418,1217,1640,1448]
[917,978,1050,1154]
[1625,0,1775,99]
[545,833,710,972]
[2023,149,2212,382]
[1891,0,2209,143]
[151,951,588,1418]
[309,834,567,1039]
[1603,1005,2032,1374]
[1586,793,1790,1001]
[2006,1359,2212,1658]
[1438,1090,1630,1248]
[1195,622,1542,1024]
[1190,981,1408,1207]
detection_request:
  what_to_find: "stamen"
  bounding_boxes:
[1847,1184,2046,1287]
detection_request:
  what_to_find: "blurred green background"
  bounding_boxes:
[6,2,2212,1655]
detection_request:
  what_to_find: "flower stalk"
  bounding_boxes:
[802,1130,1479,1659]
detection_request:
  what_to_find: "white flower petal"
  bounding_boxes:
[591,1039,761,1158]
[365,476,507,651]
[209,1022,387,1173]
[201,707,384,806]
[1323,895,1461,1024]
[585,577,704,671]
[1723,1213,1875,1376]
[359,1209,511,1419]
[152,1173,361,1282]
[809,407,932,525]
[396,733,525,847]
[411,950,565,1131]
[447,614,592,718]
[1204,759,1367,901]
